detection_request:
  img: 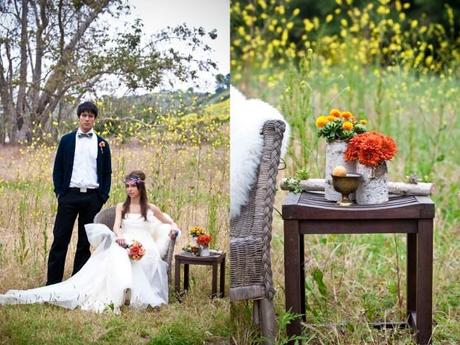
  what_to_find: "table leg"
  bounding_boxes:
[416,219,433,345]
[175,259,181,296]
[211,262,218,298]
[300,234,306,321]
[184,264,189,291]
[407,233,417,327]
[220,259,225,297]
[284,220,302,343]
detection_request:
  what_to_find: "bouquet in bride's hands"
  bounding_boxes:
[128,241,145,261]
[119,240,145,261]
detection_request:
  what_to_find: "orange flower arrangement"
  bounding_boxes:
[196,234,212,247]
[345,131,397,167]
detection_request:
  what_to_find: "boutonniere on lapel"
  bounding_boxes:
[99,141,106,154]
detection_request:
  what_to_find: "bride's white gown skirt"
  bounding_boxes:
[0,212,169,313]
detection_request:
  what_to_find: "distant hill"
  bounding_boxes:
[99,88,229,120]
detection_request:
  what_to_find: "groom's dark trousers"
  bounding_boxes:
[47,189,103,285]
[47,130,111,285]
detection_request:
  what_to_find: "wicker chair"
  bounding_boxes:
[230,120,286,344]
[93,206,177,282]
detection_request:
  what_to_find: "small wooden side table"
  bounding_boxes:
[282,192,435,345]
[174,251,226,299]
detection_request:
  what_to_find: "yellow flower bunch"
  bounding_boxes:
[189,226,206,237]
[315,108,367,142]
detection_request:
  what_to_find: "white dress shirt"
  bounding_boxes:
[70,128,99,189]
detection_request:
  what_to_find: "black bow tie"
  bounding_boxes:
[78,132,93,138]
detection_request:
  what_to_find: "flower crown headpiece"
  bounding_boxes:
[124,176,144,185]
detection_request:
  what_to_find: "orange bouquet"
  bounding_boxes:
[196,234,212,247]
[345,131,397,167]
[127,240,145,261]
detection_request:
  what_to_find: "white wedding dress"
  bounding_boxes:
[0,210,169,313]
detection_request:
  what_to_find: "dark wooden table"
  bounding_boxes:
[174,251,226,299]
[282,192,435,345]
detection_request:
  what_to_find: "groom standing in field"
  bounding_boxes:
[47,101,112,285]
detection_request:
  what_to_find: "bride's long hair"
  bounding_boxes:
[122,170,149,220]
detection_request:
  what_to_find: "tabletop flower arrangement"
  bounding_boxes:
[196,234,212,256]
[316,108,368,201]
[344,131,397,168]
[186,226,213,256]
[315,108,367,142]
[196,234,212,247]
[344,131,398,204]
[189,225,205,238]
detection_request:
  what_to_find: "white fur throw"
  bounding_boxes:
[230,86,290,219]
[149,213,179,258]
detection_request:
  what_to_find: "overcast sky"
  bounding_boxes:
[124,0,229,93]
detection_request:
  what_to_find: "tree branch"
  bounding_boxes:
[35,0,110,117]
[30,0,48,115]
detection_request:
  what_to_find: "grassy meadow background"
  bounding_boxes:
[232,0,459,344]
[0,95,230,345]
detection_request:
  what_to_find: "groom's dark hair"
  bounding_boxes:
[77,101,98,118]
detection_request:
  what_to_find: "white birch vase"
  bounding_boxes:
[325,140,356,201]
[355,162,389,204]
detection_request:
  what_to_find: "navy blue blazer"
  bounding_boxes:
[52,130,112,203]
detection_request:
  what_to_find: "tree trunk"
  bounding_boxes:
[0,56,15,144]
[15,0,31,142]
[29,0,48,122]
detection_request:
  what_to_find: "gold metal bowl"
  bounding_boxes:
[331,173,362,206]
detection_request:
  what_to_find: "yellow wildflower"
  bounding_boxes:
[360,119,368,125]
[257,0,267,10]
[425,56,433,66]
[377,5,390,15]
[304,19,315,32]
